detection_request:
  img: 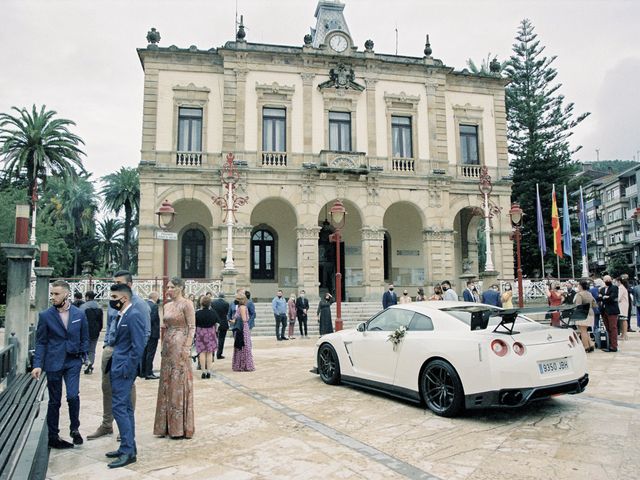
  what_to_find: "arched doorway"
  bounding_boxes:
[181,228,206,278]
[383,202,424,287]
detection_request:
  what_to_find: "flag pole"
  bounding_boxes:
[557,256,560,280]
[570,252,575,279]
[536,183,546,279]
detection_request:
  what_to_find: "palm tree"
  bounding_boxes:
[44,176,98,275]
[466,53,508,75]
[96,218,124,273]
[0,105,86,241]
[101,167,140,270]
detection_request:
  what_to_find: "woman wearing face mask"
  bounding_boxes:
[501,283,514,309]
[154,277,195,439]
[546,281,565,327]
[317,293,334,336]
[399,289,412,304]
[429,285,443,301]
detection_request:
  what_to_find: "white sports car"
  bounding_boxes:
[313,302,589,417]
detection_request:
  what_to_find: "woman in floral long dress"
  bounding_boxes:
[153,277,196,438]
[231,289,255,372]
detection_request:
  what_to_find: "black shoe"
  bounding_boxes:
[145,374,159,380]
[217,355,225,359]
[604,348,618,352]
[70,430,83,445]
[282,337,289,340]
[628,328,636,332]
[206,372,211,379]
[105,450,122,458]
[49,437,74,449]
[201,372,206,379]
[84,365,92,374]
[108,454,137,469]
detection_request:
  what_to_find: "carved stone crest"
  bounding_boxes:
[318,64,365,91]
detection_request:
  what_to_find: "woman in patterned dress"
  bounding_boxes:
[195,295,218,379]
[153,277,195,438]
[231,289,255,372]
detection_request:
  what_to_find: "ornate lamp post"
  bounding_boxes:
[212,153,248,272]
[156,199,176,303]
[329,200,347,332]
[478,166,495,272]
[508,202,524,308]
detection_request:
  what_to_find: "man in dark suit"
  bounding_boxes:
[463,280,477,302]
[382,284,398,309]
[295,290,310,337]
[104,283,146,468]
[142,291,160,379]
[32,279,89,449]
[245,290,256,329]
[481,284,503,307]
[599,275,619,352]
[88,270,150,440]
[212,293,230,359]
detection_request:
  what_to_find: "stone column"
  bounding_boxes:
[364,78,378,157]
[361,226,385,301]
[1,244,38,374]
[221,269,238,297]
[234,68,248,154]
[296,226,321,301]
[422,228,455,288]
[233,225,253,288]
[301,73,315,162]
[33,267,54,320]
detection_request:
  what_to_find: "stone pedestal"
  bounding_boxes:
[361,227,385,301]
[479,270,500,290]
[1,243,38,374]
[221,269,238,296]
[296,226,321,301]
[33,267,54,319]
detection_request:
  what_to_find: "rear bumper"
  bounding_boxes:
[464,373,589,409]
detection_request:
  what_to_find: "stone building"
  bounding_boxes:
[136,0,514,300]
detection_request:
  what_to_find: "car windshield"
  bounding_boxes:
[443,307,534,328]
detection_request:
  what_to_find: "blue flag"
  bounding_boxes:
[579,186,588,258]
[562,185,572,257]
[536,184,546,256]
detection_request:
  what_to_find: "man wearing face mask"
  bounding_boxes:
[463,280,477,302]
[104,283,146,468]
[88,270,150,440]
[599,275,619,352]
[441,280,459,301]
[272,289,288,340]
[382,284,398,309]
[32,280,89,449]
[295,290,310,337]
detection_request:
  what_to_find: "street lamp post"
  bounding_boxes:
[156,199,176,304]
[509,202,524,308]
[329,200,347,332]
[478,166,495,272]
[212,153,248,272]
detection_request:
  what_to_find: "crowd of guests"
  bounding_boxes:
[382,273,640,354]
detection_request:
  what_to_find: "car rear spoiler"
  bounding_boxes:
[441,304,587,333]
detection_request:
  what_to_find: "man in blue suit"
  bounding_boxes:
[32,280,89,449]
[481,283,503,307]
[463,280,477,302]
[88,270,150,440]
[382,284,398,309]
[104,283,146,468]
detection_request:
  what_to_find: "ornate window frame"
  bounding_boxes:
[179,224,209,279]
[452,103,485,166]
[384,92,420,170]
[256,82,295,164]
[172,83,211,154]
[320,89,361,153]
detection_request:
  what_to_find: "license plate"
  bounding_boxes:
[538,358,570,375]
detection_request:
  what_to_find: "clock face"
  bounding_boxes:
[329,34,348,53]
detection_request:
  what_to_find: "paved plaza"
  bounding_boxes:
[46,333,640,480]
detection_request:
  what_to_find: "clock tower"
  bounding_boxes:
[310,0,353,50]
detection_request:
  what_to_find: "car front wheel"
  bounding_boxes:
[421,359,464,417]
[318,344,341,385]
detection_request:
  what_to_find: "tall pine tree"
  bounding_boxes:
[505,19,589,277]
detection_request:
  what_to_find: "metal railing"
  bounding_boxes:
[29,278,223,302]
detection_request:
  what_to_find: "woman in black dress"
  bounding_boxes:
[317,293,334,336]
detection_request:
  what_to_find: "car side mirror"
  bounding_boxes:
[357,322,366,332]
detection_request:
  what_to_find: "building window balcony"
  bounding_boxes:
[176,151,203,166]
[457,164,483,178]
[392,157,415,172]
[261,151,287,167]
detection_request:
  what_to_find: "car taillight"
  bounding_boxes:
[513,342,526,356]
[491,339,508,357]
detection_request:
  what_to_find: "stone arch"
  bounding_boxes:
[383,201,425,288]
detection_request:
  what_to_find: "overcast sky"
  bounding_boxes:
[1,0,638,181]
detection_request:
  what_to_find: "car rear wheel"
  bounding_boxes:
[318,344,341,385]
[421,359,464,417]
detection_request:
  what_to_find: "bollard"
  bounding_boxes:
[15,205,29,245]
